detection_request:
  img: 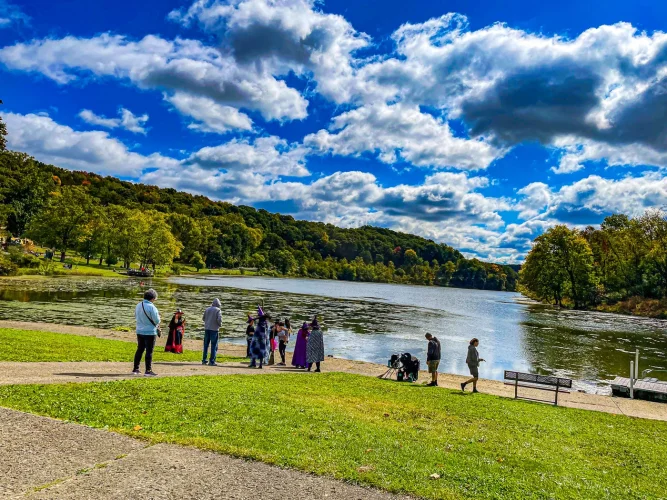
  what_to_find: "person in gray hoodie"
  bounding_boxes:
[202,298,223,366]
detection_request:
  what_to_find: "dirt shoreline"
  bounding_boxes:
[1,320,667,421]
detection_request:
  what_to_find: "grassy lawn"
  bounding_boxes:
[0,374,664,499]
[0,328,242,363]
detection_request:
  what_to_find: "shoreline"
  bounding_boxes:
[2,320,666,422]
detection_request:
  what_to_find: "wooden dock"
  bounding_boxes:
[610,377,667,402]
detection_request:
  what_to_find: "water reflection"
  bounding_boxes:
[0,276,665,393]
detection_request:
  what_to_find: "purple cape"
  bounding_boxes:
[291,328,308,367]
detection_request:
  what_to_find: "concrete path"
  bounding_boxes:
[0,407,410,500]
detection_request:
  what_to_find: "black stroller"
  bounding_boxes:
[380,352,420,382]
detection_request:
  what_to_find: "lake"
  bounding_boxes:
[0,275,665,393]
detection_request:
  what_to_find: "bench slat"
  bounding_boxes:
[504,370,572,388]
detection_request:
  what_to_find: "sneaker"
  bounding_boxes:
[460,383,466,391]
[434,381,439,387]
[208,362,218,367]
[248,363,256,368]
[472,389,479,393]
[202,361,207,365]
[314,369,321,372]
[144,371,158,377]
[132,369,141,376]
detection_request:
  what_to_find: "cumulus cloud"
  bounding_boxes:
[3,112,175,176]
[0,33,308,123]
[169,0,369,103]
[305,103,502,170]
[165,92,253,133]
[353,16,667,173]
[79,107,149,134]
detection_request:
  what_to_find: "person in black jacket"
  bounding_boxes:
[425,333,441,387]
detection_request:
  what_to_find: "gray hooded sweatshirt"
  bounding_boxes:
[202,299,223,331]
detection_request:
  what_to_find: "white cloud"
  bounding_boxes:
[165,92,253,133]
[3,112,175,176]
[79,107,149,134]
[0,33,308,122]
[169,0,369,103]
[305,103,502,170]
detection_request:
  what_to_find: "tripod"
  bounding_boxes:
[379,364,400,380]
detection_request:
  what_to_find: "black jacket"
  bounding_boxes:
[427,337,441,361]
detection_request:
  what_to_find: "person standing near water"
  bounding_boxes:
[133,288,161,377]
[202,298,222,366]
[249,306,269,369]
[245,315,255,358]
[306,317,324,372]
[461,338,485,393]
[292,322,309,369]
[425,333,441,386]
[165,308,185,354]
[277,318,291,366]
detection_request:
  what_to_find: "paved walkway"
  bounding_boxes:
[0,407,410,500]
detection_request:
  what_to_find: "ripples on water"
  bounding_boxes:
[0,275,666,394]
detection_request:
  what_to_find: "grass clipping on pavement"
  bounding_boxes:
[0,328,242,363]
[0,373,665,499]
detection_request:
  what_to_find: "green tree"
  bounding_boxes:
[136,211,183,270]
[190,251,205,272]
[77,207,106,265]
[0,151,54,234]
[271,249,297,275]
[26,186,95,262]
[520,225,597,308]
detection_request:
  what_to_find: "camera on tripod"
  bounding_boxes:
[380,353,420,382]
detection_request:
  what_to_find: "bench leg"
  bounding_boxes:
[554,382,559,406]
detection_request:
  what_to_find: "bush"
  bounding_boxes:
[105,255,118,266]
[171,264,182,275]
[0,254,19,276]
[7,247,40,268]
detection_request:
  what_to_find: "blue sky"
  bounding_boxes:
[2,0,667,262]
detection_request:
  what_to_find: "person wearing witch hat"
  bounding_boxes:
[245,315,255,358]
[306,316,325,372]
[249,306,270,369]
[291,321,309,369]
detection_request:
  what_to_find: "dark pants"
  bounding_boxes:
[133,334,156,372]
[203,330,219,364]
[307,362,321,371]
[246,337,252,357]
[279,340,287,363]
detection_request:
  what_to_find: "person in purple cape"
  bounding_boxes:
[291,322,309,369]
[248,306,269,369]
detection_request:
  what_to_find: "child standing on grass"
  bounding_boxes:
[133,288,160,377]
[461,338,485,393]
[277,318,291,366]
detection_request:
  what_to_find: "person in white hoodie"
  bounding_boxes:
[202,298,222,366]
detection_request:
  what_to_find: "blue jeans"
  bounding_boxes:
[203,330,219,364]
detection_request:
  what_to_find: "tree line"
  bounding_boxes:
[520,211,667,308]
[0,150,518,290]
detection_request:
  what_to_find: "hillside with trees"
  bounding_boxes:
[519,211,667,316]
[0,149,518,290]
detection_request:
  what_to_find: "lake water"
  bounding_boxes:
[0,275,666,393]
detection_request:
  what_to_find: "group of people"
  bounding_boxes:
[132,289,326,376]
[245,306,325,371]
[133,289,483,392]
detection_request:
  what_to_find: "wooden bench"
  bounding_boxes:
[504,370,572,406]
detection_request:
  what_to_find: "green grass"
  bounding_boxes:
[0,374,665,499]
[0,328,242,363]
